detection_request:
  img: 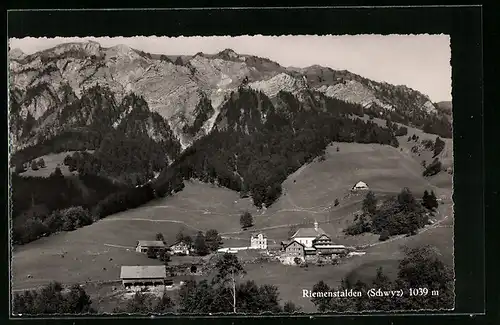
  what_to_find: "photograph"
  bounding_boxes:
[8,33,455,315]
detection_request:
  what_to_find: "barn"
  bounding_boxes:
[120,265,168,290]
[135,240,165,253]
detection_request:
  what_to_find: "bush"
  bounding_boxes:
[37,158,46,168]
[423,158,442,177]
[240,211,253,229]
[379,230,390,241]
[30,160,39,171]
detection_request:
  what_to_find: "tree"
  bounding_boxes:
[362,191,377,215]
[146,247,157,259]
[214,253,246,313]
[50,167,63,178]
[334,198,340,206]
[423,158,442,176]
[205,229,223,252]
[433,136,445,157]
[428,191,439,210]
[175,56,183,66]
[37,158,46,168]
[15,162,26,174]
[283,300,301,313]
[13,282,94,315]
[176,229,193,247]
[155,232,165,243]
[397,187,418,213]
[311,280,331,312]
[194,231,209,256]
[379,229,390,241]
[63,155,73,166]
[30,160,39,171]
[395,245,454,310]
[159,54,169,62]
[240,211,253,229]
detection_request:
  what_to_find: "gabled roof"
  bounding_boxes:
[291,227,326,238]
[353,181,368,188]
[120,265,166,279]
[251,232,267,238]
[137,240,165,247]
[284,240,305,249]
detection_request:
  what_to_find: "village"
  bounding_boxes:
[120,222,357,295]
[117,181,372,296]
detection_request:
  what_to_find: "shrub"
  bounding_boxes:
[379,230,390,241]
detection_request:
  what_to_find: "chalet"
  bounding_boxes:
[169,240,192,255]
[290,221,327,248]
[352,181,369,191]
[135,240,165,254]
[120,265,167,290]
[250,233,268,250]
[284,240,305,258]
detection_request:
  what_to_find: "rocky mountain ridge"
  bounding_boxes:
[8,41,450,156]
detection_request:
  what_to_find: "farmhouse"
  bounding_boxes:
[169,240,192,255]
[352,181,369,191]
[250,232,268,250]
[135,240,165,253]
[120,265,168,290]
[284,240,305,257]
[290,221,327,248]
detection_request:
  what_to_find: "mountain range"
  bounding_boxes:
[9,41,451,159]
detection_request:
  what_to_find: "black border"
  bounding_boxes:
[4,4,491,324]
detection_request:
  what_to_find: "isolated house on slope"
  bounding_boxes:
[352,181,369,191]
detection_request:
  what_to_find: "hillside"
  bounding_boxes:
[11,133,453,312]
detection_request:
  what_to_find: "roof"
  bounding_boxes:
[169,240,190,247]
[120,265,166,279]
[285,240,305,249]
[251,233,267,238]
[291,227,327,238]
[314,245,346,249]
[304,247,317,251]
[137,240,165,247]
[353,181,368,188]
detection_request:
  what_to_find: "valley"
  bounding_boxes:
[9,38,454,314]
[11,125,453,312]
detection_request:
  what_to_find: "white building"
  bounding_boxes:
[290,221,327,248]
[250,232,268,250]
[169,240,192,255]
[352,181,369,191]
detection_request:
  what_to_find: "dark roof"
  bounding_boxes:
[285,240,305,249]
[120,266,166,279]
[169,240,190,247]
[137,240,165,247]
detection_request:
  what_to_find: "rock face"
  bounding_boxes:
[8,41,445,153]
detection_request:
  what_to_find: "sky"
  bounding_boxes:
[9,35,452,102]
